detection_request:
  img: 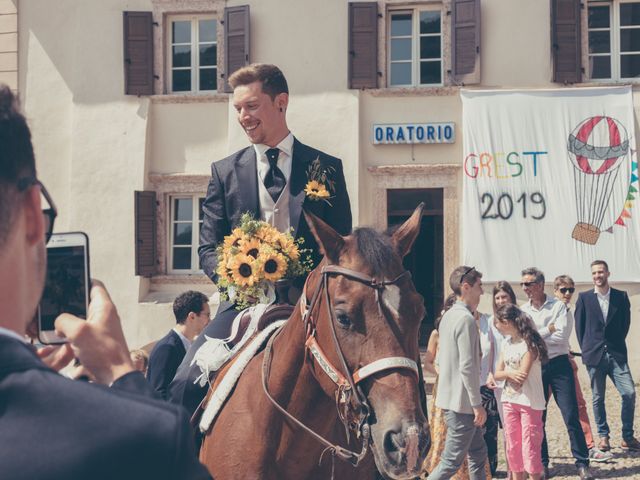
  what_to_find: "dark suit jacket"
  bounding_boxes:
[574,287,631,367]
[147,329,187,399]
[0,335,211,480]
[198,137,352,281]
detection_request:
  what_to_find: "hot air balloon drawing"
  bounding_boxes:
[568,116,629,245]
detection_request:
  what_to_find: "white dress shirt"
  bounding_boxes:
[595,287,610,322]
[253,132,294,185]
[172,327,192,351]
[521,295,572,359]
[0,326,28,343]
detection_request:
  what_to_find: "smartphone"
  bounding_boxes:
[38,232,90,344]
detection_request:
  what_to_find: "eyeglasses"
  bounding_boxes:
[520,281,539,288]
[17,177,57,244]
[459,266,476,284]
[559,287,575,294]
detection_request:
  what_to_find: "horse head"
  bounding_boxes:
[303,204,430,480]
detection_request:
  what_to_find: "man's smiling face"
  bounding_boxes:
[232,81,288,146]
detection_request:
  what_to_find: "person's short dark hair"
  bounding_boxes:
[228,63,289,100]
[449,265,482,296]
[0,85,36,247]
[591,259,609,272]
[553,274,575,290]
[172,290,209,324]
[521,267,544,284]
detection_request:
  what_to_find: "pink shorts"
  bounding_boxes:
[502,402,544,474]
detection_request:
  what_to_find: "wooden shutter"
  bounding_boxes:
[135,191,157,277]
[348,2,378,89]
[224,5,250,93]
[123,12,154,95]
[451,0,481,85]
[551,0,582,83]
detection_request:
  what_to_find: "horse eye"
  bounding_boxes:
[336,312,351,328]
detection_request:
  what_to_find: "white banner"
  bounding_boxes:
[461,87,640,282]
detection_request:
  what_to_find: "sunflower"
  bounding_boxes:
[223,227,245,250]
[304,180,330,200]
[229,253,258,286]
[258,250,287,281]
[239,237,262,259]
[275,234,299,261]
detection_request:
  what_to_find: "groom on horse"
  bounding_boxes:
[169,63,353,416]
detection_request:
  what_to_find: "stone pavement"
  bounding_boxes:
[425,365,640,479]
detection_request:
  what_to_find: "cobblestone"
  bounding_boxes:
[498,366,640,479]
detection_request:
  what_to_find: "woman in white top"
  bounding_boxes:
[494,304,548,480]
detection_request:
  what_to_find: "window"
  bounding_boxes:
[388,8,442,87]
[168,15,217,93]
[588,1,640,80]
[169,195,204,273]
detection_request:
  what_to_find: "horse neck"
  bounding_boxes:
[266,306,345,457]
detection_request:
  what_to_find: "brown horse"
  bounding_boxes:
[199,204,430,479]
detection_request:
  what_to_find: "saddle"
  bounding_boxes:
[191,302,295,430]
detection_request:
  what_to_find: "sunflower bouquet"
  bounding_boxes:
[215,213,312,309]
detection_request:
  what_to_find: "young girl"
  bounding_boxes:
[494,304,548,480]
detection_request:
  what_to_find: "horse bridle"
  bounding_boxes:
[261,264,420,467]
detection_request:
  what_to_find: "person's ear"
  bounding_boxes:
[24,187,44,246]
[276,92,288,113]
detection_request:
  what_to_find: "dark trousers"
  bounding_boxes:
[481,386,499,464]
[541,354,589,467]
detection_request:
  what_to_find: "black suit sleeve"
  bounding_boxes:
[199,162,229,282]
[574,294,586,348]
[111,371,160,400]
[147,344,182,400]
[170,407,213,480]
[325,158,352,235]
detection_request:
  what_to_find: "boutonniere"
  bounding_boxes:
[305,157,336,206]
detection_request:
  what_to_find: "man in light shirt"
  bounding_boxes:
[575,260,639,453]
[520,267,594,480]
[429,266,487,480]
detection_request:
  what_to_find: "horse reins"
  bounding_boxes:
[261,264,420,468]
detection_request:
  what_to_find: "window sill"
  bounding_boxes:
[151,93,229,104]
[150,274,213,285]
[364,86,460,97]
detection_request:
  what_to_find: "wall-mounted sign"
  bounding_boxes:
[372,122,455,145]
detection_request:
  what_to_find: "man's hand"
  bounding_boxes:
[55,280,134,385]
[37,344,74,371]
[472,405,486,427]
[485,372,497,389]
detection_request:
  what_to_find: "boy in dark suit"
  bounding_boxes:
[147,290,210,399]
[575,260,639,452]
[0,85,210,479]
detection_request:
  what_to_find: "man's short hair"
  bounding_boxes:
[228,63,289,99]
[554,274,575,290]
[172,290,209,324]
[591,259,609,271]
[0,85,36,247]
[449,265,482,296]
[521,267,545,284]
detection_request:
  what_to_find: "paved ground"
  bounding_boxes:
[425,365,640,479]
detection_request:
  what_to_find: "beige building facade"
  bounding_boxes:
[13,0,640,368]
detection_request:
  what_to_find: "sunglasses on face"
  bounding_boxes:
[559,287,575,294]
[520,281,539,288]
[17,177,57,244]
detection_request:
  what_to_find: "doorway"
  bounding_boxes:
[387,188,444,346]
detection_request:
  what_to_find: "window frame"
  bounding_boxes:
[587,0,640,82]
[167,194,205,274]
[166,13,218,94]
[387,5,444,88]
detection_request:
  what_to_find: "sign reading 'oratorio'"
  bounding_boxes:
[372,122,455,144]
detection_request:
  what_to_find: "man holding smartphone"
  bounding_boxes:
[0,86,211,479]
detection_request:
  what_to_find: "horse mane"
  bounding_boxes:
[351,227,402,277]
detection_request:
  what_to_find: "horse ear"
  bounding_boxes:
[303,209,345,264]
[391,202,424,258]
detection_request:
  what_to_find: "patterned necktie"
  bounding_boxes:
[264,148,286,202]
